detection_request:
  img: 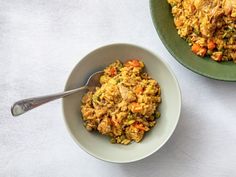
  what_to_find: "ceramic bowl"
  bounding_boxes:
[150,0,236,81]
[63,43,181,163]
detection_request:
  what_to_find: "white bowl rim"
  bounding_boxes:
[62,43,182,163]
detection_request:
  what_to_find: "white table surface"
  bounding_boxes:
[1,1,236,177]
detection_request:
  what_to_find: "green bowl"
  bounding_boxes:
[150,0,236,81]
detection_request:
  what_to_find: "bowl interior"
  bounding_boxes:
[150,0,236,81]
[63,44,181,163]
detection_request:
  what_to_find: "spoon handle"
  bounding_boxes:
[11,86,87,117]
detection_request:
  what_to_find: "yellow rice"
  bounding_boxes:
[81,60,161,145]
[167,0,236,62]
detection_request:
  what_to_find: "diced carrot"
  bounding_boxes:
[134,123,149,131]
[108,67,117,76]
[125,59,141,67]
[207,40,216,50]
[192,43,200,53]
[198,48,207,56]
[191,43,207,57]
[134,85,143,94]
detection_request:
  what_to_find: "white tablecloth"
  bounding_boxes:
[1,1,236,177]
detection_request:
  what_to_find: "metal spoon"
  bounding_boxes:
[11,71,103,117]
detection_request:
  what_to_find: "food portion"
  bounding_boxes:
[81,60,161,145]
[167,0,236,62]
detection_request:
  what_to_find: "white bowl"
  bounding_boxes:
[63,43,181,163]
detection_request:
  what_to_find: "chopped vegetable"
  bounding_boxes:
[125,59,143,67]
[191,44,207,57]
[134,123,149,131]
[134,85,144,94]
[155,111,161,118]
[108,67,117,76]
[207,40,216,50]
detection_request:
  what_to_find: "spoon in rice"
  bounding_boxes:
[11,71,103,117]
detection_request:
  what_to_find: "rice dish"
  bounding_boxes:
[167,0,236,62]
[81,60,161,144]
